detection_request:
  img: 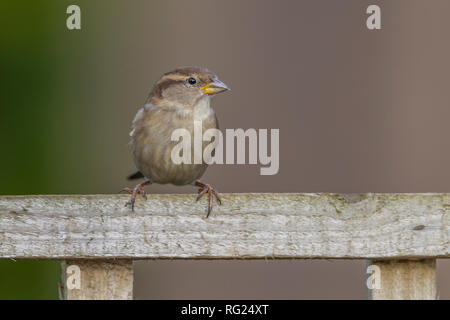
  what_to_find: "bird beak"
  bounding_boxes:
[200,79,230,95]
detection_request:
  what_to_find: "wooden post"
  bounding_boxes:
[0,194,449,300]
[368,259,437,300]
[62,260,133,300]
[1,194,449,260]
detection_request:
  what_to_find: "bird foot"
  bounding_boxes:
[195,181,222,218]
[120,180,151,211]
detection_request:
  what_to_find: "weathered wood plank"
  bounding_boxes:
[368,259,437,300]
[0,193,449,259]
[62,259,133,300]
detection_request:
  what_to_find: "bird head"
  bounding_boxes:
[149,66,230,109]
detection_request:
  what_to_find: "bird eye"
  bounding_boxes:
[187,77,197,85]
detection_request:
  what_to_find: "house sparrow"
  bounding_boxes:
[121,67,229,217]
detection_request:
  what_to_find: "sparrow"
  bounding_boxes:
[121,66,230,217]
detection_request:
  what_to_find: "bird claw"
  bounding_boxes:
[195,181,221,218]
[120,188,133,194]
[120,180,151,211]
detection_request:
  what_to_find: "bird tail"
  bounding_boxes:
[127,171,144,180]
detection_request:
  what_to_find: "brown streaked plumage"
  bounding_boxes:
[121,66,229,217]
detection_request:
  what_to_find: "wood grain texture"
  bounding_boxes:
[62,260,133,300]
[0,193,449,259]
[368,259,437,300]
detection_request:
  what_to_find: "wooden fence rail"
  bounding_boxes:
[0,193,448,299]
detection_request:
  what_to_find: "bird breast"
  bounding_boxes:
[130,100,218,185]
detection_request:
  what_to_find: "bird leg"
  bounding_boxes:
[194,181,222,218]
[120,179,151,211]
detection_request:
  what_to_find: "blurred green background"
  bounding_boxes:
[1,1,65,299]
[0,0,123,299]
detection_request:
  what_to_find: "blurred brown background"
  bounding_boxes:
[1,0,450,299]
